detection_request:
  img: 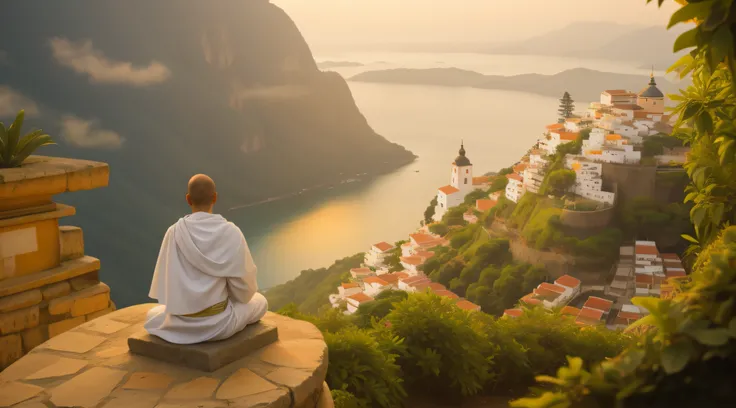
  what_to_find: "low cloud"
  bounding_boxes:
[0,86,39,118]
[50,37,171,86]
[60,115,124,149]
[229,83,310,110]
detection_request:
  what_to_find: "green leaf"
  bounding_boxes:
[632,297,661,314]
[711,202,725,226]
[0,122,7,147]
[729,317,736,338]
[682,102,701,121]
[668,1,714,28]
[668,52,695,76]
[702,1,730,31]
[692,206,707,228]
[3,110,25,163]
[13,129,43,155]
[709,25,734,69]
[510,392,570,408]
[690,328,732,346]
[673,27,700,53]
[695,112,714,134]
[534,375,566,386]
[661,340,694,374]
[8,134,54,167]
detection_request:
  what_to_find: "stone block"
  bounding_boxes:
[60,225,85,261]
[128,321,278,372]
[41,281,71,300]
[0,333,23,369]
[48,281,109,316]
[0,256,100,298]
[70,270,99,291]
[86,304,114,321]
[0,289,42,313]
[0,306,39,335]
[71,292,110,317]
[48,316,85,338]
[21,324,48,351]
[0,218,61,280]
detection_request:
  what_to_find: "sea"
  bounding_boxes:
[223,51,654,292]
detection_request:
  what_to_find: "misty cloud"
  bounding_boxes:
[50,37,171,86]
[201,29,234,69]
[229,83,310,110]
[60,115,124,149]
[0,86,39,118]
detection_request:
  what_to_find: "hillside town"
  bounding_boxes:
[326,72,691,330]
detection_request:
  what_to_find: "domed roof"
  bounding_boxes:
[639,74,664,98]
[453,142,471,166]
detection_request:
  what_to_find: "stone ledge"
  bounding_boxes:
[1,305,331,408]
[128,321,278,372]
[0,256,100,297]
[0,155,109,200]
[0,204,75,229]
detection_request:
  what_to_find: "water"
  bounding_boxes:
[232,81,557,290]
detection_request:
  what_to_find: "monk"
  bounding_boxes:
[144,174,268,344]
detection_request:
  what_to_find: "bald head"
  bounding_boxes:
[186,174,217,211]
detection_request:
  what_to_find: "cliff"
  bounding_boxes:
[0,0,414,306]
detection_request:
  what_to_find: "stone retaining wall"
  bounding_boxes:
[559,206,616,229]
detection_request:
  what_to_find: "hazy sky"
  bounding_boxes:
[271,0,680,49]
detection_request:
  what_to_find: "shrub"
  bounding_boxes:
[353,290,408,328]
[324,327,406,408]
[429,223,450,236]
[385,293,493,397]
[0,110,55,168]
[331,390,361,408]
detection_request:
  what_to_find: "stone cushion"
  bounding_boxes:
[128,321,278,372]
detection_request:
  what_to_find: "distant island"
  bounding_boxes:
[350,67,683,102]
[317,60,365,68]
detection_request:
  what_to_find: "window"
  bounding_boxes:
[440,203,444,208]
[466,169,469,174]
[464,178,468,184]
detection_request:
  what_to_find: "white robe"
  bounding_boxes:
[144,212,268,344]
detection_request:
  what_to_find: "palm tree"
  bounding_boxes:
[0,110,55,168]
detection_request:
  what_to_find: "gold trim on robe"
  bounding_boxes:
[181,300,228,318]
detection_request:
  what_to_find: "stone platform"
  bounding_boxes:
[0,304,334,408]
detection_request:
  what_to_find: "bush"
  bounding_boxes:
[443,206,467,226]
[429,223,450,236]
[385,293,493,397]
[489,176,509,192]
[324,327,406,408]
[450,227,475,248]
[331,390,361,408]
[353,290,408,328]
[424,196,438,225]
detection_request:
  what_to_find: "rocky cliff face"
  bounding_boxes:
[0,0,414,305]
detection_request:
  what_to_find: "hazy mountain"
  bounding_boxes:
[0,0,414,303]
[317,61,365,69]
[351,67,682,102]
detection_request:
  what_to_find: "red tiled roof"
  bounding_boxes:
[576,307,604,325]
[434,290,460,299]
[539,282,567,294]
[379,273,404,284]
[438,185,461,195]
[407,278,432,288]
[554,275,581,289]
[414,251,435,260]
[415,282,446,292]
[410,233,438,245]
[455,299,481,311]
[636,274,654,284]
[400,256,424,266]
[476,199,498,212]
[554,131,579,141]
[504,309,524,318]
[341,283,359,289]
[400,275,428,284]
[561,306,581,316]
[350,268,372,275]
[636,245,659,256]
[666,270,687,279]
[583,296,613,313]
[513,163,528,173]
[373,242,394,252]
[506,173,523,182]
[546,123,565,130]
[613,104,643,111]
[617,310,641,321]
[363,277,389,287]
[347,292,374,304]
[472,176,491,185]
[533,287,562,301]
[520,294,541,306]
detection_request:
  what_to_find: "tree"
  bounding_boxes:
[424,196,438,225]
[0,110,55,168]
[558,91,575,121]
[546,169,576,197]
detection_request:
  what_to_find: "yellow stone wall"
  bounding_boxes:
[0,156,111,370]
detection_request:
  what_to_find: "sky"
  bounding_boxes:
[271,0,680,50]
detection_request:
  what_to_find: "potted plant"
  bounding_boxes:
[0,110,55,168]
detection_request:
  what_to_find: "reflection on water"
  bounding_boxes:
[231,82,559,289]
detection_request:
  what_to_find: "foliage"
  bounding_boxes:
[424,196,438,225]
[442,205,468,226]
[579,128,592,140]
[324,327,407,408]
[545,169,576,197]
[464,188,490,206]
[353,290,408,328]
[265,253,363,313]
[450,226,476,249]
[0,110,55,168]
[498,166,514,176]
[619,196,693,241]
[466,263,546,315]
[429,222,450,236]
[384,293,494,397]
[331,390,361,408]
[383,240,406,272]
[558,91,575,121]
[641,134,684,157]
[489,175,509,192]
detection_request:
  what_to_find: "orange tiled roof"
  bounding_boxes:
[504,309,524,318]
[576,307,604,325]
[434,290,460,299]
[415,282,446,292]
[513,163,528,173]
[613,104,643,111]
[561,306,581,316]
[555,131,579,141]
[350,267,372,275]
[414,251,435,260]
[617,310,641,321]
[636,274,654,284]
[605,134,622,141]
[400,275,427,284]
[520,294,541,306]
[438,185,461,195]
[476,199,498,212]
[554,275,581,289]
[407,278,432,288]
[363,277,389,287]
[546,123,565,130]
[539,282,567,294]
[661,253,681,261]
[410,233,439,245]
[400,256,424,266]
[472,176,491,185]
[583,296,613,313]
[373,242,394,252]
[506,173,523,182]
[636,245,659,256]
[455,299,481,311]
[347,292,374,303]
[341,283,359,289]
[603,89,632,95]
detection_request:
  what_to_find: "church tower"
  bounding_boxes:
[450,141,473,193]
[637,70,665,114]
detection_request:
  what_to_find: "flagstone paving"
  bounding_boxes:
[0,304,333,408]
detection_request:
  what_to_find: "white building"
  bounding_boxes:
[505,173,525,203]
[433,142,475,221]
[338,283,362,298]
[600,90,637,106]
[582,128,641,164]
[538,124,580,155]
[346,292,374,314]
[523,166,545,194]
[362,276,391,297]
[350,267,374,280]
[364,241,394,268]
[565,156,616,205]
